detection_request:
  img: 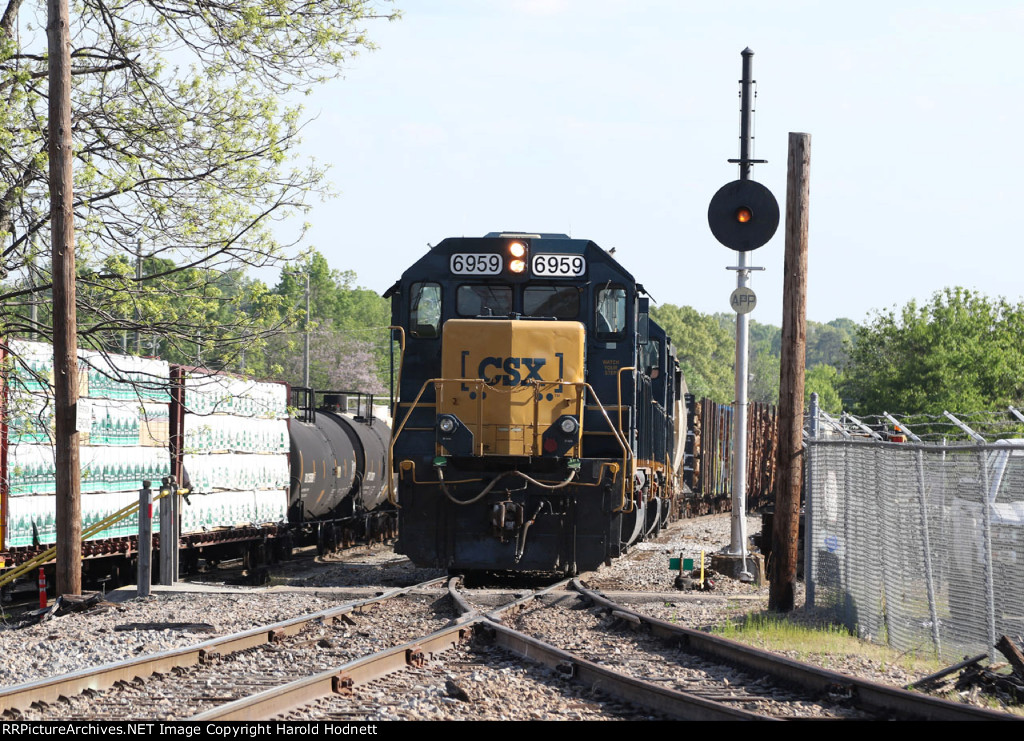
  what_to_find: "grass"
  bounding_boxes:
[712,610,947,680]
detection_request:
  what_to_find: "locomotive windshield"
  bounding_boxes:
[456,284,512,317]
[523,285,579,319]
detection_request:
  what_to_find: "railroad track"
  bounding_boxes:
[196,578,1017,721]
[0,576,1017,721]
[508,580,1014,721]
[0,577,451,720]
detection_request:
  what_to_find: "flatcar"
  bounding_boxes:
[386,232,687,574]
[0,353,394,591]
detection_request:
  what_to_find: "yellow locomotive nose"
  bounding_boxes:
[439,319,585,457]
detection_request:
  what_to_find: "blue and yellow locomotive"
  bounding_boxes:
[386,233,687,574]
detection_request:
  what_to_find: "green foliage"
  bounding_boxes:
[713,610,942,676]
[651,304,856,408]
[749,345,780,405]
[263,250,390,391]
[0,0,397,370]
[805,364,842,414]
[806,322,851,368]
[841,287,1024,415]
[651,304,733,402]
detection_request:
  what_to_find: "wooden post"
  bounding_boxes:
[48,0,82,596]
[769,132,811,611]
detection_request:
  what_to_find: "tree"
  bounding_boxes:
[651,303,733,402]
[749,345,780,405]
[805,364,842,414]
[278,327,386,394]
[841,287,1024,415]
[0,0,397,365]
[806,320,852,368]
[265,251,390,392]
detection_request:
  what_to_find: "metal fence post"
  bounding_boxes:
[804,393,818,607]
[137,480,152,598]
[842,439,852,626]
[876,445,892,646]
[915,449,941,656]
[159,477,179,585]
[979,450,996,660]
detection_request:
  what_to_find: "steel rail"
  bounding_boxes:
[195,579,769,722]
[194,575,566,720]
[477,619,770,721]
[193,623,472,721]
[0,577,447,715]
[571,580,1017,722]
[482,577,572,622]
[446,576,477,622]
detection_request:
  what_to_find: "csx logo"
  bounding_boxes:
[477,356,546,386]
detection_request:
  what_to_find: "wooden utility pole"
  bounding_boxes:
[769,132,811,611]
[48,0,82,596]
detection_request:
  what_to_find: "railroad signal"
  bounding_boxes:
[708,179,779,252]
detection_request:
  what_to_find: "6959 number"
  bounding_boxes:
[450,253,502,275]
[531,254,586,277]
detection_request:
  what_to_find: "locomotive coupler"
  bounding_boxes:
[490,498,524,542]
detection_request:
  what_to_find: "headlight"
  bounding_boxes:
[559,417,579,435]
[438,416,456,434]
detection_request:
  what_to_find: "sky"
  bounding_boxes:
[279,0,1024,327]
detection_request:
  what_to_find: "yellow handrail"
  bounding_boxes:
[615,367,637,513]
[390,377,634,511]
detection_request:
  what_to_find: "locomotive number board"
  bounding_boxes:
[450,253,503,275]
[531,254,586,277]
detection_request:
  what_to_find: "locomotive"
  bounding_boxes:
[386,232,687,574]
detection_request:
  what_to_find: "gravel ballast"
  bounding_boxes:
[0,512,1010,717]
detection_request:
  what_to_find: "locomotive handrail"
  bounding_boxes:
[583,382,632,512]
[387,325,405,439]
[616,366,637,513]
[616,366,636,448]
[389,377,632,511]
[398,458,621,490]
[387,375,437,506]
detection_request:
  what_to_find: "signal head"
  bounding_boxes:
[708,180,779,252]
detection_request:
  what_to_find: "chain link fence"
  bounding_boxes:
[806,434,1024,662]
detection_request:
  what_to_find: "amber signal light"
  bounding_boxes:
[736,206,753,223]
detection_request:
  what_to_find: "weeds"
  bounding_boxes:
[713,610,944,678]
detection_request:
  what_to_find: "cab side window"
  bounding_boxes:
[643,340,661,378]
[595,286,627,338]
[410,282,442,338]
